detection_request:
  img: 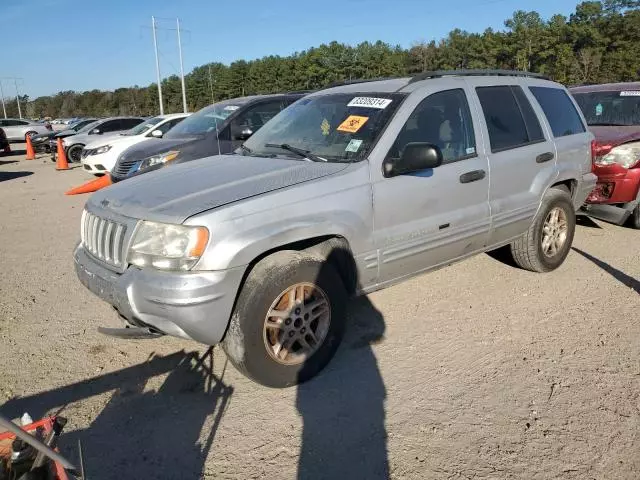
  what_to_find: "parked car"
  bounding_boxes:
[0,118,51,142]
[570,82,640,228]
[0,127,9,153]
[31,118,97,153]
[110,93,306,182]
[61,116,145,163]
[81,113,189,175]
[75,70,596,387]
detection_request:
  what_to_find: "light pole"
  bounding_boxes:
[177,18,188,113]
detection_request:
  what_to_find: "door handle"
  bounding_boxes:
[536,152,555,163]
[459,169,486,184]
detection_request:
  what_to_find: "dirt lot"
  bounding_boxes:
[0,145,639,479]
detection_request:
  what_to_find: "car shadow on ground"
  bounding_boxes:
[1,149,27,156]
[572,247,639,295]
[1,348,233,480]
[0,171,33,182]
[576,215,603,229]
[296,248,389,479]
[0,160,19,166]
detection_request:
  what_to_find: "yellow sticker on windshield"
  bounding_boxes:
[337,115,369,133]
[321,118,330,136]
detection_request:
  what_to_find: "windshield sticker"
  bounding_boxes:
[595,103,603,116]
[224,105,240,111]
[345,139,363,153]
[321,118,330,136]
[337,115,369,133]
[620,91,640,97]
[347,97,392,109]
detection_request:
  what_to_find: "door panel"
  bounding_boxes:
[473,84,556,246]
[372,88,490,285]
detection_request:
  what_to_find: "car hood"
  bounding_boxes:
[88,155,349,224]
[118,136,202,162]
[589,126,640,147]
[84,133,145,150]
[64,132,122,145]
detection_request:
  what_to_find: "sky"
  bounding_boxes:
[2,0,583,99]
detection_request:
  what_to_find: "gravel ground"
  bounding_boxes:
[1,146,639,480]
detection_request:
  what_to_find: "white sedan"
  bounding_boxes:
[81,113,189,175]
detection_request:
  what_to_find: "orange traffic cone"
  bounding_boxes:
[65,175,112,195]
[25,135,36,160]
[56,138,69,171]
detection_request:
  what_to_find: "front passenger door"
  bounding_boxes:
[373,88,491,285]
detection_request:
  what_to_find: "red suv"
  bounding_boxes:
[571,82,640,229]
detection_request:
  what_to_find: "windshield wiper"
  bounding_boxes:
[238,144,252,155]
[265,143,327,162]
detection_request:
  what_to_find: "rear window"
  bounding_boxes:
[476,85,545,152]
[530,87,586,137]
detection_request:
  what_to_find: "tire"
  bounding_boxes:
[67,144,83,163]
[629,204,640,230]
[222,250,348,388]
[510,186,576,273]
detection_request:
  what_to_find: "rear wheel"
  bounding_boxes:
[67,144,83,163]
[510,186,576,273]
[222,250,347,388]
[629,204,640,230]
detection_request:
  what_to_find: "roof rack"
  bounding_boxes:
[325,76,402,88]
[409,69,550,83]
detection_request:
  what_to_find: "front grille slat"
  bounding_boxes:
[81,210,128,269]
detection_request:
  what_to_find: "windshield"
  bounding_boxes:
[77,120,100,133]
[242,93,404,162]
[165,100,244,138]
[124,116,164,136]
[573,90,640,126]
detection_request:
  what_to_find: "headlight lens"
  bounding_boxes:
[127,221,209,271]
[595,142,640,169]
[93,145,111,155]
[137,150,179,171]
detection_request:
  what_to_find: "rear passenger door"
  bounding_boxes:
[472,83,557,246]
[529,86,592,178]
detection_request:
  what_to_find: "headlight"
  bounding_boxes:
[127,221,209,271]
[93,145,111,155]
[137,150,179,171]
[595,141,640,169]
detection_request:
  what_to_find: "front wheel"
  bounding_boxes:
[67,144,83,163]
[222,250,347,388]
[510,186,576,273]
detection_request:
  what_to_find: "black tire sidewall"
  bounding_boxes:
[534,190,576,271]
[631,205,640,229]
[223,253,347,388]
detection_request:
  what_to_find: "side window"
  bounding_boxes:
[4,120,20,126]
[235,101,283,131]
[121,118,143,130]
[389,89,477,164]
[157,117,183,134]
[98,120,121,132]
[530,87,586,137]
[476,85,545,153]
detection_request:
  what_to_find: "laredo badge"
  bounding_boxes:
[337,115,369,133]
[321,118,330,136]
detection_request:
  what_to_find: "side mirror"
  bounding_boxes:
[233,125,253,141]
[383,143,443,177]
[150,129,163,138]
[91,128,101,135]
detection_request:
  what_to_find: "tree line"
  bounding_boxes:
[6,0,639,119]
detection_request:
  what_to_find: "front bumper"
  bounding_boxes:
[573,172,598,209]
[73,244,244,345]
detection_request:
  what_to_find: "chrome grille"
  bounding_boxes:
[112,158,139,178]
[81,210,127,268]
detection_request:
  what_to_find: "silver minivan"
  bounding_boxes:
[75,70,597,387]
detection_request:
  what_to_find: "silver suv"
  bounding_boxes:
[74,70,597,387]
